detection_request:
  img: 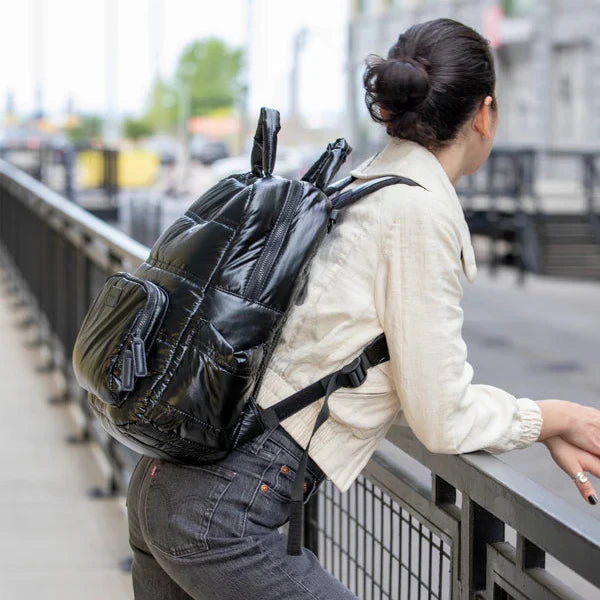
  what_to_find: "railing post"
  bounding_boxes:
[64,146,76,202]
[433,473,456,505]
[460,498,505,599]
[516,534,545,571]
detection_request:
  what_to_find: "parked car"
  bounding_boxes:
[145,135,177,165]
[190,137,229,165]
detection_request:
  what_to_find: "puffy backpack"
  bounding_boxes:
[72,107,422,554]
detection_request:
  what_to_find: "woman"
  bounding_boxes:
[126,17,600,599]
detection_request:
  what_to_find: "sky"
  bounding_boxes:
[0,0,350,124]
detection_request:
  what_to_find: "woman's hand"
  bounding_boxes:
[537,400,600,456]
[542,436,599,505]
[560,403,600,456]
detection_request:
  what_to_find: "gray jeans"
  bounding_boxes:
[126,423,358,599]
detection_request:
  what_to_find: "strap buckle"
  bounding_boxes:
[338,352,370,388]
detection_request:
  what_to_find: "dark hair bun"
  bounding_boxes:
[366,56,430,113]
[363,18,497,150]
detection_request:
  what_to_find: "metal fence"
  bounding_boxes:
[0,157,145,493]
[2,157,600,599]
[313,470,452,599]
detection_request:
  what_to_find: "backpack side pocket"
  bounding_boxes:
[72,272,169,407]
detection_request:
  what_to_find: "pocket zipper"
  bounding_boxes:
[114,273,169,392]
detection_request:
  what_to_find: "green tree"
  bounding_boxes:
[175,38,243,117]
[122,117,154,141]
[65,114,103,145]
[143,38,243,133]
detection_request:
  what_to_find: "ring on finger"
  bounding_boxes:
[573,471,589,484]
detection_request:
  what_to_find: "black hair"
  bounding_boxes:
[363,18,497,150]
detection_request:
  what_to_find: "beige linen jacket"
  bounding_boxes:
[256,137,543,494]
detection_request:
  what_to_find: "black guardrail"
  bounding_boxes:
[1,158,600,598]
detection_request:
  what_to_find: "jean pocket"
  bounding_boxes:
[270,455,322,505]
[144,461,236,558]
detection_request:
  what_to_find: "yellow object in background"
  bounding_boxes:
[118,150,160,187]
[77,151,104,188]
[76,150,160,189]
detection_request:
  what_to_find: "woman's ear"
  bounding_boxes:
[472,95,494,140]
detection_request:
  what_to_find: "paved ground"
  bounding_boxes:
[0,275,133,599]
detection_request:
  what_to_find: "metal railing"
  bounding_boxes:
[310,430,600,599]
[1,157,600,599]
[0,157,145,492]
[543,149,600,218]
[2,143,120,209]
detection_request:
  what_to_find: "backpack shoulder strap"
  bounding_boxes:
[257,333,389,430]
[332,175,426,211]
[235,333,390,555]
[324,174,355,196]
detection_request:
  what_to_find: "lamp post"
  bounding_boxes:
[176,64,194,191]
[104,0,120,146]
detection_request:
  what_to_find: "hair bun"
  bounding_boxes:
[375,56,430,111]
[363,18,497,150]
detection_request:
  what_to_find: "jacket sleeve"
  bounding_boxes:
[377,198,543,454]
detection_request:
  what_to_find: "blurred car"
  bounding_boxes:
[190,137,229,165]
[145,135,177,165]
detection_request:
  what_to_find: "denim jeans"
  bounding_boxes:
[126,423,359,599]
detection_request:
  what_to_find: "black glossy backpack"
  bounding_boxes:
[72,107,421,554]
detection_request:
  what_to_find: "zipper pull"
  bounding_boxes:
[131,336,148,377]
[121,349,134,391]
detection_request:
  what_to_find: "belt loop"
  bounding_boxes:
[249,421,279,455]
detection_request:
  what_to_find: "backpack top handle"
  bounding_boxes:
[251,107,281,177]
[301,138,352,191]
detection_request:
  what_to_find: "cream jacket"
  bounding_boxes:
[256,137,544,494]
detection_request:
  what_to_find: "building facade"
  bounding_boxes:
[347,0,600,161]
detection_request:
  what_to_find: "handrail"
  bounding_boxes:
[0,158,147,266]
[385,425,600,589]
[0,156,148,496]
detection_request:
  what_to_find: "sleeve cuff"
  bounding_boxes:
[484,397,543,454]
[513,397,544,448]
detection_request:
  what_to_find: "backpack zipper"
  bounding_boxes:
[111,273,169,389]
[245,180,303,298]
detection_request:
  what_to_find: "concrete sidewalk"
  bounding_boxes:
[0,274,133,599]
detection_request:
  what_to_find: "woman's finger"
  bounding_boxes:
[544,437,599,505]
[578,454,600,505]
[571,469,598,505]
